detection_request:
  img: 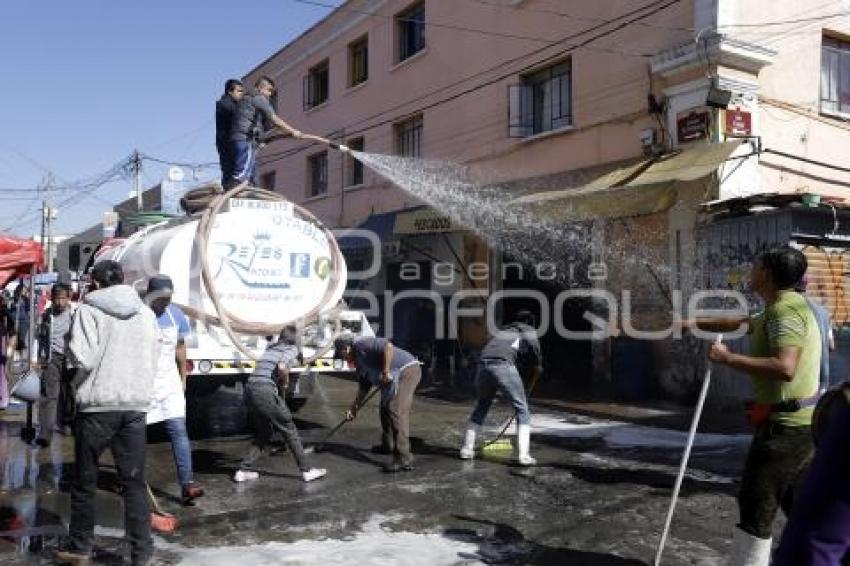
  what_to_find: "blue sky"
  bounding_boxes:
[0,0,341,237]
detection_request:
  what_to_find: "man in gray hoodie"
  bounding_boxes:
[56,260,159,566]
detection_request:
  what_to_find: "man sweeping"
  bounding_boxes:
[458,310,542,466]
[144,275,204,506]
[684,246,820,565]
[335,335,422,473]
[233,325,326,483]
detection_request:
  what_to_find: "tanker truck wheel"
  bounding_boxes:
[185,375,249,438]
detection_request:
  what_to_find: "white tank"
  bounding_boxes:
[99,198,347,333]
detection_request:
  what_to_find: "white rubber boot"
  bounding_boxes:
[302,468,327,482]
[727,527,771,566]
[516,423,536,466]
[459,423,479,460]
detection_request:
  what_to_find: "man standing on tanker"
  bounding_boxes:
[229,75,302,188]
[215,78,244,188]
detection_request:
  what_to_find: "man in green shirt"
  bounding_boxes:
[694,246,820,565]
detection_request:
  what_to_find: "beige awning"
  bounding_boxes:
[511,141,744,219]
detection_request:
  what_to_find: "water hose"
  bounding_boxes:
[180,181,347,361]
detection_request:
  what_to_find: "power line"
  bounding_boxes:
[292,0,570,45]
[258,0,684,167]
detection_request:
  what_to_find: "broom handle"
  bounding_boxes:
[654,334,722,565]
[482,367,543,448]
[316,386,380,447]
[145,482,166,516]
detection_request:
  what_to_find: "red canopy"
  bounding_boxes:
[0,236,44,287]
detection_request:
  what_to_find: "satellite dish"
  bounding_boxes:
[167,167,185,182]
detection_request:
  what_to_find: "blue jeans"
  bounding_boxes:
[163,417,194,487]
[469,361,531,426]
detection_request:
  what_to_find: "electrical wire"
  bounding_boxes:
[257,0,684,167]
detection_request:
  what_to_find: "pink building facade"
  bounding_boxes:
[244,0,850,398]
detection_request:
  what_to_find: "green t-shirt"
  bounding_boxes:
[749,291,821,427]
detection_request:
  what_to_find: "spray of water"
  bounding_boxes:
[350,152,592,282]
[350,151,672,293]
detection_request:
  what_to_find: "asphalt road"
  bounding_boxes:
[0,375,764,565]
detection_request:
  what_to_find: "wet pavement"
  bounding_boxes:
[1,376,768,565]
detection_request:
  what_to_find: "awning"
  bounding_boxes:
[0,236,44,287]
[511,141,745,219]
[338,210,399,250]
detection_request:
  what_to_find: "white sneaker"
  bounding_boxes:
[233,469,259,482]
[302,468,327,482]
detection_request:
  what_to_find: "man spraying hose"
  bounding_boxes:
[458,310,542,466]
[228,75,303,188]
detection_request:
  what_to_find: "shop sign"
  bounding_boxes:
[725,109,752,136]
[677,109,710,143]
[395,209,457,234]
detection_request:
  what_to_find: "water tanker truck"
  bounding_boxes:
[95,187,372,416]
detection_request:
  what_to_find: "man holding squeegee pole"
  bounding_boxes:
[334,334,421,473]
[680,246,820,565]
[458,310,542,466]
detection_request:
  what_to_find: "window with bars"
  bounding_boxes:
[349,36,369,87]
[394,115,423,157]
[260,171,276,191]
[346,137,365,186]
[303,59,329,110]
[822,36,850,117]
[396,2,425,63]
[308,151,328,197]
[508,60,572,138]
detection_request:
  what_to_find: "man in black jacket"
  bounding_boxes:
[215,79,244,188]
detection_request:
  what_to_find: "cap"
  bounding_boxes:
[147,275,174,295]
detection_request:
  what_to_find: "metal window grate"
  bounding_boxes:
[303,60,330,110]
[397,2,425,62]
[349,37,369,87]
[508,62,572,137]
[260,171,276,191]
[346,138,365,186]
[821,36,850,116]
[394,115,423,157]
[309,152,328,196]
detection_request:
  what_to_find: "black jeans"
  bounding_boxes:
[37,354,74,438]
[738,421,814,539]
[241,381,309,472]
[69,411,151,563]
[37,355,62,439]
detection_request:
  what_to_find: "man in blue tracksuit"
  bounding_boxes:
[229,75,302,188]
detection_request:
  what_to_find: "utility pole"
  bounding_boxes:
[132,149,143,211]
[37,174,58,273]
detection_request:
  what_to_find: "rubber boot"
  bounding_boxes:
[727,527,771,566]
[459,423,479,460]
[516,424,536,466]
